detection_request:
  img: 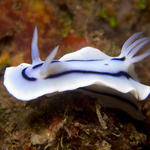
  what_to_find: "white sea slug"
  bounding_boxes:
[3,27,150,120]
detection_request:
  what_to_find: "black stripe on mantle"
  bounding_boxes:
[45,70,131,79]
[22,67,131,81]
[22,68,37,81]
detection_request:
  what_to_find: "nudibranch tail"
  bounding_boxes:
[31,26,41,65]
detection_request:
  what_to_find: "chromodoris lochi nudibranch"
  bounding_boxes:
[3,27,150,120]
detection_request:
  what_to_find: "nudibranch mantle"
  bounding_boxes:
[3,27,150,119]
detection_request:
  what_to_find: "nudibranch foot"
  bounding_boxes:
[81,87,145,120]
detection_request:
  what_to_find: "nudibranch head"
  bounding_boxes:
[3,27,150,120]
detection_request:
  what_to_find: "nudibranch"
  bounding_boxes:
[3,27,150,120]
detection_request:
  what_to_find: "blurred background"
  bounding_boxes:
[1,0,150,149]
[0,0,150,66]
